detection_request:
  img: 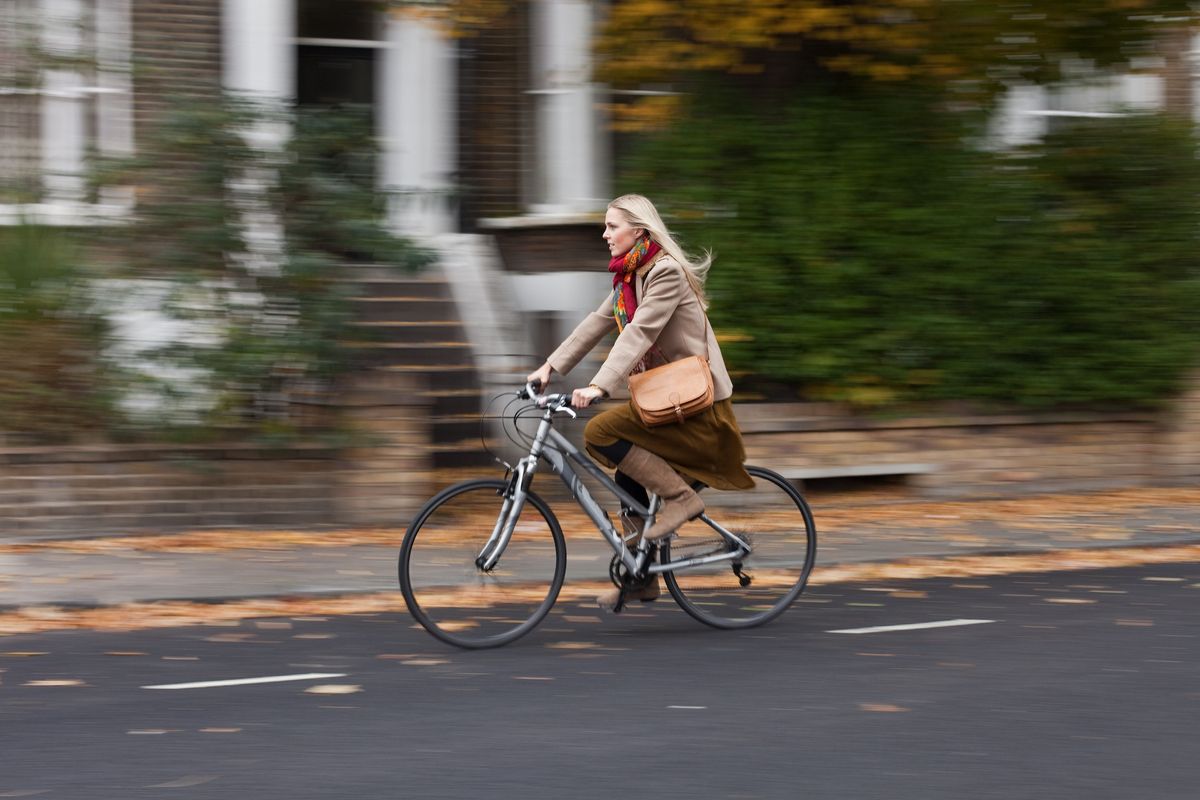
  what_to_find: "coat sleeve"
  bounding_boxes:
[545,291,617,377]
[588,261,686,396]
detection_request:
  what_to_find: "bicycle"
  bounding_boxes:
[398,382,817,649]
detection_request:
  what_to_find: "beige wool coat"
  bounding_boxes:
[546,254,734,401]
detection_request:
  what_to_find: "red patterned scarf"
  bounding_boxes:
[608,236,661,333]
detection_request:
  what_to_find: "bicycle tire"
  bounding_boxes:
[662,465,816,629]
[399,479,567,649]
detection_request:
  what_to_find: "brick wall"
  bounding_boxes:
[3,383,1197,540]
[131,0,223,134]
[737,405,1169,498]
[335,370,431,526]
[0,372,431,541]
[0,444,340,539]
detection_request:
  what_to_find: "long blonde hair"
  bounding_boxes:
[608,194,712,308]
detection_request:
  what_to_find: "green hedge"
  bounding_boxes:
[621,89,1200,407]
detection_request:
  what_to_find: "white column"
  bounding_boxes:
[39,0,87,205]
[222,0,295,101]
[221,0,294,148]
[380,5,457,236]
[221,0,294,273]
[530,0,604,213]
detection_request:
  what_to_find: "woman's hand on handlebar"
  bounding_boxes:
[572,385,605,409]
[526,363,553,393]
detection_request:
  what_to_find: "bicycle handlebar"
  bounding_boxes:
[521,382,577,418]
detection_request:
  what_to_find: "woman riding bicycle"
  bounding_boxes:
[526,194,754,610]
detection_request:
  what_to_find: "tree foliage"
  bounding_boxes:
[595,1,1198,130]
[596,1,1195,93]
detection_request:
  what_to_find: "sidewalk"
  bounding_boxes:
[2,486,1199,611]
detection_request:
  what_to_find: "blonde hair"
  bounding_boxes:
[608,194,712,307]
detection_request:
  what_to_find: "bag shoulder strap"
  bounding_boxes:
[639,256,711,362]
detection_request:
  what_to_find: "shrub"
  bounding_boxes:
[620,88,1200,407]
[0,225,114,438]
[94,99,433,439]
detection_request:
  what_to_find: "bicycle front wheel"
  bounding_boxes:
[662,466,816,629]
[399,479,566,649]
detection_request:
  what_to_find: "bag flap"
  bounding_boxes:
[629,356,712,412]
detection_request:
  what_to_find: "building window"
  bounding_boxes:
[0,0,132,224]
[296,0,380,117]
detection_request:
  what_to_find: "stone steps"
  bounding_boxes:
[345,269,489,469]
[347,341,475,367]
[350,297,462,323]
[350,321,464,343]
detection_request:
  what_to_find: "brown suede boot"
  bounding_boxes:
[615,445,704,541]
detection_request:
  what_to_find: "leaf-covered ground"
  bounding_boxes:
[2,486,1198,555]
[1,486,1196,636]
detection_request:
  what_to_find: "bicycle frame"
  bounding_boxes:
[476,401,751,580]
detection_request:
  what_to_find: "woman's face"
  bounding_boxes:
[603,207,643,259]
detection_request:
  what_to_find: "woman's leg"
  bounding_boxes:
[585,439,659,610]
[585,420,704,541]
[611,446,705,542]
[614,469,650,510]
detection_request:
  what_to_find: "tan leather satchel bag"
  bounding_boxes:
[628,353,714,426]
[627,294,715,426]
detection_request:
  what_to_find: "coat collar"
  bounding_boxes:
[636,251,663,279]
[634,252,664,296]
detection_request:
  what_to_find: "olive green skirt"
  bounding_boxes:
[583,398,755,491]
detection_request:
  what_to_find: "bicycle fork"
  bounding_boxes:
[475,459,534,572]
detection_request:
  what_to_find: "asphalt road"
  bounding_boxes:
[2,562,1198,800]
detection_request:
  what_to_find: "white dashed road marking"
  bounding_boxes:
[827,619,995,635]
[143,672,347,690]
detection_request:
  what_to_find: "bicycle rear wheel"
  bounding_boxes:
[399,479,566,649]
[662,466,816,629]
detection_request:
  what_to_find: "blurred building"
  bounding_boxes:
[1,0,611,221]
[0,0,619,433]
[2,2,1199,528]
